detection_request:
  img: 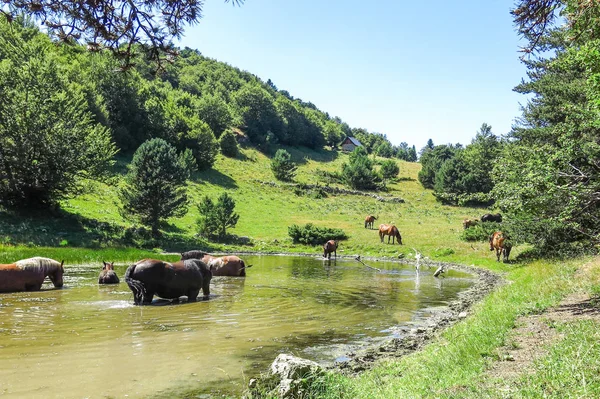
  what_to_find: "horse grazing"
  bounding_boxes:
[323,240,338,259]
[364,215,377,229]
[489,231,512,262]
[0,257,64,293]
[180,251,249,277]
[463,218,478,229]
[125,258,212,305]
[98,261,120,284]
[481,213,502,223]
[379,224,403,245]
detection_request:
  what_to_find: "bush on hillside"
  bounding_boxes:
[220,128,239,157]
[271,149,297,181]
[288,223,348,246]
[380,159,400,180]
[196,192,239,239]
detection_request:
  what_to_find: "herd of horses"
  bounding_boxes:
[0,212,511,301]
[323,215,404,260]
[0,251,249,305]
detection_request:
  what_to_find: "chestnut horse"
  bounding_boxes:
[180,251,249,277]
[489,231,512,262]
[0,257,64,293]
[379,224,403,244]
[323,240,338,259]
[463,218,478,229]
[364,215,377,229]
[99,261,120,284]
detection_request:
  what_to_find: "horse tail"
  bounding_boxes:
[125,264,146,304]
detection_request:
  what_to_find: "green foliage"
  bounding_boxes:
[179,119,219,171]
[271,149,297,181]
[417,144,459,189]
[288,223,348,246]
[493,17,600,254]
[118,138,188,237]
[342,147,380,190]
[460,222,503,242]
[196,192,239,239]
[178,148,198,175]
[380,159,400,180]
[232,82,283,146]
[197,94,233,138]
[219,128,239,157]
[0,26,117,208]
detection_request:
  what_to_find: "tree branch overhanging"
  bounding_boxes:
[2,0,244,70]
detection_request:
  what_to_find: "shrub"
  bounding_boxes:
[196,192,239,239]
[271,149,297,181]
[380,159,400,180]
[220,128,239,157]
[288,223,348,246]
[460,222,504,242]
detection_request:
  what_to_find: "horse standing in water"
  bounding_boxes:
[180,251,249,277]
[323,240,338,259]
[98,261,120,284]
[0,257,64,292]
[364,215,377,229]
[490,231,512,262]
[379,224,403,244]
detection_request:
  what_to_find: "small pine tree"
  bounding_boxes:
[197,192,239,239]
[342,147,379,190]
[380,159,400,180]
[119,138,189,237]
[220,129,239,157]
[271,149,297,181]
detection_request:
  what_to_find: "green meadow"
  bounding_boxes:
[1,146,598,398]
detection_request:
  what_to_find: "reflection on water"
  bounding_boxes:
[0,256,474,398]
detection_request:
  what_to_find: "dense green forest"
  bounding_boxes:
[0,15,415,203]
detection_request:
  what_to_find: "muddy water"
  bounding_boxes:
[0,255,474,398]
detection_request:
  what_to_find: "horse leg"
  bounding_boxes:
[187,289,200,302]
[142,290,154,305]
[496,248,501,262]
[202,280,211,300]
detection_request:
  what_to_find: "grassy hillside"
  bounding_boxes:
[1,145,504,267]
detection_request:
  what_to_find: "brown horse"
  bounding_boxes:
[125,258,212,305]
[364,215,377,229]
[98,261,120,284]
[490,231,512,262]
[463,218,478,229]
[0,257,64,293]
[180,251,249,277]
[379,224,403,244]
[323,240,338,259]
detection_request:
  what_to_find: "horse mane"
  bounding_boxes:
[15,257,61,273]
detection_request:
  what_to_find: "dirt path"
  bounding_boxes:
[484,259,600,392]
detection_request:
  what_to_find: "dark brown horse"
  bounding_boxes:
[364,215,377,229]
[98,261,120,284]
[125,258,211,305]
[0,257,64,293]
[481,213,502,223]
[490,231,512,262]
[323,240,338,259]
[180,251,249,277]
[379,224,403,244]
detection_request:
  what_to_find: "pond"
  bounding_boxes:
[0,255,475,398]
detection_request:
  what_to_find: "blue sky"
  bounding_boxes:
[177,0,528,151]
